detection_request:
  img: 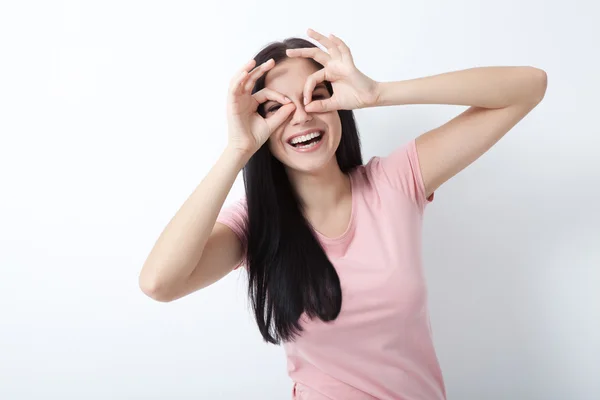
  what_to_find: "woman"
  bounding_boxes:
[139,29,547,400]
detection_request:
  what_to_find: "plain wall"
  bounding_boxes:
[1,0,598,399]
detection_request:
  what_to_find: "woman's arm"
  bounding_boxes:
[284,31,548,198]
[372,66,548,197]
[139,56,296,302]
[138,148,247,302]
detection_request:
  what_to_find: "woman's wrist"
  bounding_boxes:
[222,145,252,171]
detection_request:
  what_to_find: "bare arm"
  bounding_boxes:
[373,66,548,197]
[138,57,296,302]
[284,32,547,197]
[138,148,248,302]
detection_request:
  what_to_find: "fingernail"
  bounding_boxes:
[303,97,308,105]
[284,97,291,102]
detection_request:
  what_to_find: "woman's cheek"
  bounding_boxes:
[268,126,285,148]
[267,134,283,157]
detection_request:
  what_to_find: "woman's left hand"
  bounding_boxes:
[286,29,381,112]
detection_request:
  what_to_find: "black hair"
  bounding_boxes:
[243,37,363,344]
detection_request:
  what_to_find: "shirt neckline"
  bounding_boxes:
[312,170,357,245]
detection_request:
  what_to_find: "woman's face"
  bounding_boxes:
[262,57,342,174]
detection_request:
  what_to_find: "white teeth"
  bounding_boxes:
[289,131,322,144]
[295,141,320,149]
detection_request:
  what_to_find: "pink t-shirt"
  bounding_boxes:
[217,139,445,400]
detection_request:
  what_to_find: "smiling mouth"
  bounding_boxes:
[287,131,324,149]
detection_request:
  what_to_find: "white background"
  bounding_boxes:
[1,1,598,399]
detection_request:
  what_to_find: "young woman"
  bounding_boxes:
[139,29,547,400]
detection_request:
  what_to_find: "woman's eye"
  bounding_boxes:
[266,93,327,114]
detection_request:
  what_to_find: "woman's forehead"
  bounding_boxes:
[264,58,320,90]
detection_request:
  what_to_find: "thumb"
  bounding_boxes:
[265,102,296,133]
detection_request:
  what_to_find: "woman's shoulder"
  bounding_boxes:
[348,154,385,186]
[217,197,248,231]
[350,139,433,212]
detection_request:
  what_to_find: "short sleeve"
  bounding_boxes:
[374,138,434,212]
[216,198,248,270]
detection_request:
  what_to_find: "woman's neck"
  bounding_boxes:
[287,161,351,214]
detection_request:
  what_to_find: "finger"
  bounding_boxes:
[329,34,352,58]
[239,58,257,73]
[243,58,275,93]
[252,87,292,106]
[285,48,330,65]
[303,69,326,105]
[305,98,337,113]
[230,70,249,96]
[265,103,296,133]
[229,59,256,95]
[307,28,340,59]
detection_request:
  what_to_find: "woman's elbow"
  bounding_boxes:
[139,272,174,302]
[530,67,548,103]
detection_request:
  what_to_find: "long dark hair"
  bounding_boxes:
[243,38,363,344]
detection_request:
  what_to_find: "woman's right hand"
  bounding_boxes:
[226,58,296,157]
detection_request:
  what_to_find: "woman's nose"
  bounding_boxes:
[291,102,313,125]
